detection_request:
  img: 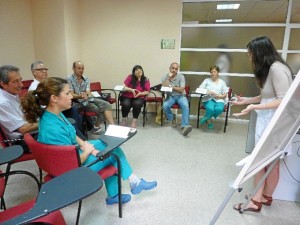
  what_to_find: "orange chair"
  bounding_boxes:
[0,169,66,225]
[196,87,232,133]
[0,126,42,209]
[24,133,123,223]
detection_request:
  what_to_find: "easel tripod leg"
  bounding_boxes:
[210,187,236,225]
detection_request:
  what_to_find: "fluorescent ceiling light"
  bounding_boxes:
[217,4,240,10]
[216,19,233,23]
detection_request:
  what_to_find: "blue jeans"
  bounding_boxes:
[163,95,190,128]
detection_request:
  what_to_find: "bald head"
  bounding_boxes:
[72,61,84,77]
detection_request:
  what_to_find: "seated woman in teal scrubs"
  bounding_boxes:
[21,77,157,205]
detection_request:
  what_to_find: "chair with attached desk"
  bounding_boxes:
[0,126,42,210]
[0,163,102,224]
[196,87,232,133]
[117,92,148,127]
[0,145,66,225]
[146,84,164,126]
[90,82,118,118]
[24,132,127,224]
[79,82,117,137]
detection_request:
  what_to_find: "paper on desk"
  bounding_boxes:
[190,93,201,98]
[195,88,207,95]
[105,125,130,138]
[114,85,125,91]
[91,91,101,97]
[161,86,172,92]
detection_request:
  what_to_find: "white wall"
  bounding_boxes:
[79,0,182,88]
[0,0,181,86]
[0,0,35,78]
[31,0,68,78]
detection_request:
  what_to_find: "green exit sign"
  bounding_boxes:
[161,39,175,49]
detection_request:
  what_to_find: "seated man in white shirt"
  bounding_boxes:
[0,65,38,152]
[28,60,48,91]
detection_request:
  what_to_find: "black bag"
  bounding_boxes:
[99,93,111,101]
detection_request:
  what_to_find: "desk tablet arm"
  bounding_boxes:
[3,167,103,225]
[83,131,137,168]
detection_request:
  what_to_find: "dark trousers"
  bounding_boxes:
[63,105,83,132]
[121,97,144,119]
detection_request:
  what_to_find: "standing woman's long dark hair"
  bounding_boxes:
[247,36,293,89]
[129,65,148,89]
[21,77,68,123]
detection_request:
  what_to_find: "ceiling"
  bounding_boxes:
[182,0,300,24]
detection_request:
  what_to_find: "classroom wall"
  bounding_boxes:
[0,0,181,87]
[79,0,181,88]
[0,0,35,76]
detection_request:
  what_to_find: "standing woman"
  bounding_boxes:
[232,36,293,212]
[120,65,150,128]
[198,65,228,129]
[21,77,157,205]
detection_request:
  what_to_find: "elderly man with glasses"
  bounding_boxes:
[28,60,49,91]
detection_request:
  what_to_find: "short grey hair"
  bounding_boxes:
[31,60,44,71]
[0,65,20,88]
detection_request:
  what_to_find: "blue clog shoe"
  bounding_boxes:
[105,194,131,205]
[131,178,157,195]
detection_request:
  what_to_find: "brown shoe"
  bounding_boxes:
[233,199,262,213]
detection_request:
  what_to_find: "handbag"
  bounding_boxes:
[99,93,111,101]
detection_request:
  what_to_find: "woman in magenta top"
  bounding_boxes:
[120,65,150,128]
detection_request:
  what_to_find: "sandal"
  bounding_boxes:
[245,194,273,206]
[233,199,262,213]
[262,194,273,206]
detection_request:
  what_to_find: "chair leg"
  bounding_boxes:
[76,200,82,225]
[0,197,6,210]
[39,168,43,184]
[111,153,122,218]
[143,102,146,127]
[160,102,163,127]
[197,96,203,129]
[224,104,230,133]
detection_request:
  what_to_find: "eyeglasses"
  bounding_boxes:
[34,68,49,71]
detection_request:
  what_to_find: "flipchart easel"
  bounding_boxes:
[210,71,300,225]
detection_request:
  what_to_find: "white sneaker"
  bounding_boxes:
[91,126,104,135]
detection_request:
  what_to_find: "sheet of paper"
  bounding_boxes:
[105,125,130,138]
[114,85,125,91]
[160,86,172,92]
[195,88,207,94]
[190,93,201,98]
[91,91,101,97]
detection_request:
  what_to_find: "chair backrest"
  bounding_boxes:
[228,87,232,99]
[184,86,190,98]
[0,126,8,148]
[24,133,80,178]
[21,80,33,89]
[90,82,102,92]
